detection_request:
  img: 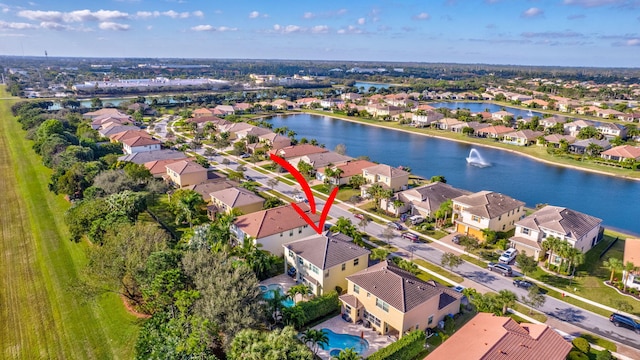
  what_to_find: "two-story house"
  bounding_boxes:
[361,164,410,197]
[509,205,602,260]
[623,238,640,291]
[316,159,377,186]
[452,191,525,240]
[283,233,370,296]
[390,182,470,218]
[231,204,320,256]
[340,261,463,339]
[165,160,208,188]
[209,187,265,216]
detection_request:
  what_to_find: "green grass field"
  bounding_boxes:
[0,87,140,359]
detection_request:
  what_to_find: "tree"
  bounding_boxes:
[459,235,480,253]
[357,216,369,233]
[228,327,314,360]
[520,285,546,314]
[381,227,395,247]
[370,248,390,262]
[430,175,447,183]
[334,143,347,155]
[441,252,464,272]
[515,251,538,277]
[287,284,311,304]
[263,196,285,209]
[348,174,366,189]
[266,177,279,190]
[333,348,361,360]
[92,169,137,195]
[301,329,329,356]
[603,257,623,283]
[541,236,562,264]
[169,189,205,228]
[496,289,517,315]
[182,250,264,349]
[297,160,314,178]
[207,213,236,253]
[622,262,636,292]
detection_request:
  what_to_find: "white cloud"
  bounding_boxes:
[39,21,71,30]
[563,0,624,7]
[162,10,190,19]
[136,11,160,19]
[303,12,315,19]
[98,22,130,31]
[521,7,544,18]
[627,38,640,46]
[413,12,431,20]
[18,9,130,23]
[217,26,237,32]
[192,24,214,31]
[272,24,303,33]
[192,10,204,18]
[0,20,38,29]
[357,17,365,25]
[249,11,260,19]
[337,25,363,34]
[311,25,329,33]
[146,25,153,30]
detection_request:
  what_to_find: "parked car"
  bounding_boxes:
[609,313,640,334]
[240,153,251,158]
[401,232,419,242]
[387,222,403,230]
[409,215,424,225]
[354,213,365,220]
[452,285,465,293]
[513,279,534,289]
[499,248,518,264]
[488,262,513,277]
[293,194,306,203]
[452,235,461,244]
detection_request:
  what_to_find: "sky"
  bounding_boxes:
[0,0,639,68]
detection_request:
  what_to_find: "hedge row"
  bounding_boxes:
[367,329,426,360]
[284,291,340,328]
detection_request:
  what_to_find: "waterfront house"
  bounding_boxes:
[165,160,208,188]
[295,97,321,107]
[475,125,515,139]
[340,260,462,339]
[258,132,291,150]
[492,110,515,121]
[320,98,344,109]
[231,204,320,256]
[596,122,627,139]
[411,111,444,127]
[425,313,572,360]
[450,121,489,135]
[601,145,640,162]
[185,116,229,129]
[365,104,403,117]
[434,117,463,130]
[193,108,216,117]
[596,108,625,119]
[121,135,162,155]
[568,138,611,154]
[623,238,640,291]
[540,115,569,130]
[563,119,595,137]
[509,205,603,260]
[389,182,470,218]
[341,93,363,101]
[502,129,544,146]
[284,233,370,296]
[316,159,377,186]
[209,187,265,216]
[214,104,235,116]
[361,164,410,194]
[540,134,576,148]
[270,144,328,161]
[452,191,525,240]
[522,98,549,109]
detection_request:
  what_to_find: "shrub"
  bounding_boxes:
[596,349,612,360]
[572,337,590,354]
[285,291,340,327]
[567,350,588,360]
[367,329,426,360]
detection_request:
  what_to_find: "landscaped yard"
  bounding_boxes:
[0,88,140,359]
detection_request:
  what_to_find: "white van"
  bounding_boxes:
[499,248,518,264]
[409,215,424,225]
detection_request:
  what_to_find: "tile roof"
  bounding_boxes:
[165,160,207,175]
[476,125,515,135]
[504,129,543,140]
[271,144,329,159]
[363,164,410,179]
[318,159,377,177]
[425,313,572,360]
[99,125,140,137]
[400,182,470,213]
[118,149,187,164]
[602,145,640,159]
[624,238,640,266]
[233,204,321,239]
[210,187,265,208]
[453,191,525,219]
[347,261,462,313]
[110,129,151,142]
[284,233,370,270]
[302,152,353,169]
[84,108,127,118]
[121,136,161,147]
[185,180,239,199]
[515,205,602,240]
[145,158,194,176]
[543,134,575,144]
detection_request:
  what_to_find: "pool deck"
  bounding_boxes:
[259,273,297,293]
[311,315,395,359]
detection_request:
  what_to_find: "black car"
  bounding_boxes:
[513,279,534,289]
[610,313,640,334]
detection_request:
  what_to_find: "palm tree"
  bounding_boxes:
[357,217,369,233]
[370,248,390,262]
[381,189,394,214]
[496,289,517,315]
[171,189,205,228]
[266,289,289,326]
[208,213,236,253]
[333,348,361,360]
[287,284,310,304]
[541,236,562,266]
[301,329,329,355]
[565,247,584,275]
[603,257,623,283]
[349,174,366,189]
[366,183,384,210]
[622,262,637,292]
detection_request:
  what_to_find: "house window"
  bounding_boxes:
[289,230,294,236]
[472,215,480,222]
[298,227,302,234]
[522,228,530,235]
[353,284,360,294]
[288,250,294,258]
[376,298,389,312]
[354,258,359,266]
[367,292,370,297]
[311,265,319,274]
[502,224,506,230]
[298,256,303,265]
[498,215,502,221]
[428,315,434,325]
[342,263,346,271]
[280,232,283,237]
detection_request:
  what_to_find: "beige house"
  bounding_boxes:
[601,145,640,162]
[165,160,208,188]
[210,187,265,215]
[426,313,572,360]
[623,238,640,291]
[452,191,525,240]
[510,205,603,260]
[341,261,462,339]
[502,129,544,146]
[361,164,410,196]
[316,159,377,186]
[390,182,470,218]
[283,233,370,296]
[231,204,320,256]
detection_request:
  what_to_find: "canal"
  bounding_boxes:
[266,113,640,235]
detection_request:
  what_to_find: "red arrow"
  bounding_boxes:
[270,153,339,234]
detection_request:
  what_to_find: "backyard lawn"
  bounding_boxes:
[0,89,140,359]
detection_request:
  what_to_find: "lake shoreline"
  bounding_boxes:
[297,110,640,183]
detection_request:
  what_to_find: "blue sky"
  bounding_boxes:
[0,0,639,67]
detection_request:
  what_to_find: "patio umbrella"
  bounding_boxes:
[360,331,364,340]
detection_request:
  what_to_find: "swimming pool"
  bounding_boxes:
[260,284,295,308]
[319,328,369,355]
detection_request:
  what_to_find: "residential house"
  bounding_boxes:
[452,191,526,240]
[522,99,549,109]
[185,116,228,128]
[450,121,489,135]
[577,105,601,116]
[296,97,321,108]
[596,108,625,119]
[411,111,444,127]
[271,99,295,110]
[492,110,515,121]
[258,132,291,150]
[362,164,410,194]
[623,238,640,291]
[425,313,572,360]
[434,118,463,130]
[235,126,273,141]
[90,114,133,130]
[569,138,611,155]
[218,122,255,140]
[209,187,265,215]
[619,113,640,122]
[341,93,363,101]
[121,136,162,155]
[118,149,187,164]
[290,151,353,172]
[540,134,576,148]
[98,124,140,138]
[127,102,157,116]
[83,108,128,120]
[340,261,463,339]
[320,98,344,108]
[509,205,603,260]
[165,160,208,187]
[391,182,470,218]
[475,125,515,139]
[185,180,238,202]
[270,144,328,160]
[596,122,627,139]
[540,115,569,130]
[601,145,640,162]
[214,104,235,116]
[145,158,194,177]
[365,104,403,117]
[231,204,320,256]
[284,233,370,296]
[192,108,216,117]
[110,129,151,143]
[316,159,377,186]
[564,120,595,137]
[502,130,543,146]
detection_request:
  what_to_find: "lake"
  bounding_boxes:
[430,102,544,119]
[353,82,392,91]
[266,113,640,235]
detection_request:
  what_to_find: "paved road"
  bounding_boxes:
[162,121,640,354]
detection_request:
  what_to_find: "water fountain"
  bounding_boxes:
[466,148,490,167]
[527,109,534,117]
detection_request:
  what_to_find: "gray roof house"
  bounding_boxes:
[118,149,187,164]
[390,182,471,217]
